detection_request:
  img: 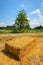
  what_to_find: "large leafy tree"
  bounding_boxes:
[14,10,30,31]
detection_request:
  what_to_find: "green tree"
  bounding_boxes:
[14,10,30,31]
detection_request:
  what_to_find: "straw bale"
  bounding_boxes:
[5,36,36,59]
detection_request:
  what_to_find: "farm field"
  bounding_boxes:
[0,33,43,65]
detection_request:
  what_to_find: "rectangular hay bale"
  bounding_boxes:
[5,36,36,59]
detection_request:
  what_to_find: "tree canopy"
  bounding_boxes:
[14,10,30,31]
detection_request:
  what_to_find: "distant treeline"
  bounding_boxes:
[0,25,43,33]
[33,25,43,29]
[0,26,15,30]
[0,25,43,30]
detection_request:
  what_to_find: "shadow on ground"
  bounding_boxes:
[1,49,20,61]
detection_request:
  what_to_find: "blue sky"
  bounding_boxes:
[0,0,43,28]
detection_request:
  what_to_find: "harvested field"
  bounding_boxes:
[0,33,43,65]
[21,37,43,65]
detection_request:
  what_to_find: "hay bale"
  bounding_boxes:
[5,36,36,59]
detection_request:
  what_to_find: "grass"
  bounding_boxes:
[0,29,43,34]
[28,29,43,33]
[0,29,12,33]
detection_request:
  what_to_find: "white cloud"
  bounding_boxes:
[39,15,43,26]
[0,20,14,27]
[0,22,6,27]
[41,2,43,7]
[30,9,41,16]
[29,9,43,28]
[20,3,25,8]
[30,15,43,28]
[30,19,40,28]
